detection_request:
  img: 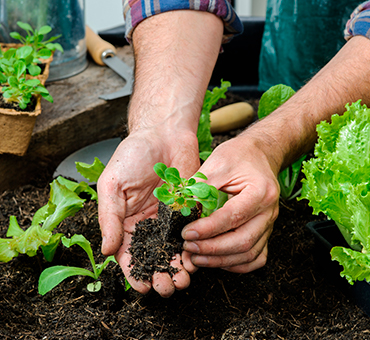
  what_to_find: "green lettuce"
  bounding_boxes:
[299,99,370,284]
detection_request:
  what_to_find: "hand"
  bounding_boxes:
[97,127,200,297]
[181,133,280,273]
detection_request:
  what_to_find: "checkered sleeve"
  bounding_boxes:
[122,0,243,44]
[344,1,370,40]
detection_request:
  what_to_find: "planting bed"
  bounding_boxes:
[1,94,370,339]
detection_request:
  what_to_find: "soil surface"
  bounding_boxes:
[1,94,370,339]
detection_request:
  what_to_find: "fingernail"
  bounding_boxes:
[192,255,208,266]
[183,241,200,253]
[183,230,199,240]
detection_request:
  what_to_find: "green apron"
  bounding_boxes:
[258,0,362,91]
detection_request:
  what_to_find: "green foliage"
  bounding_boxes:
[38,234,119,295]
[299,100,370,285]
[257,84,306,200]
[10,21,63,62]
[153,163,219,216]
[1,68,53,109]
[76,157,106,184]
[198,80,230,161]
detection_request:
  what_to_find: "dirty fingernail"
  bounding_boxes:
[184,241,200,253]
[183,230,199,240]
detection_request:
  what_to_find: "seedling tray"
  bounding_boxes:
[306,220,370,316]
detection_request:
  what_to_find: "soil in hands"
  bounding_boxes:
[129,202,200,281]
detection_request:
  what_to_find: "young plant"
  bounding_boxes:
[0,45,41,79]
[258,84,306,200]
[299,100,370,285]
[38,234,118,295]
[1,61,53,109]
[153,162,219,216]
[10,21,63,62]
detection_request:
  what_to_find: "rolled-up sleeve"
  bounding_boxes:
[123,0,243,44]
[344,1,370,40]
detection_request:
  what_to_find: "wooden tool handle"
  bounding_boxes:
[85,25,117,66]
[210,102,255,134]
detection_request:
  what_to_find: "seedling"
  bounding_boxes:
[10,21,63,62]
[258,84,306,200]
[153,163,219,216]
[1,65,53,109]
[38,234,119,295]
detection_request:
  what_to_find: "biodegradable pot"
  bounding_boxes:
[0,43,53,85]
[306,220,370,317]
[0,95,41,156]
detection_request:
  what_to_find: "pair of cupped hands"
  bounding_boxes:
[97,126,280,297]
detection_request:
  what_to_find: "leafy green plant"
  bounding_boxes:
[258,84,306,200]
[198,80,230,161]
[153,162,219,216]
[10,21,63,62]
[0,45,41,79]
[1,65,53,109]
[38,234,118,295]
[299,100,370,285]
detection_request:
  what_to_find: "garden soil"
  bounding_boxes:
[1,94,370,340]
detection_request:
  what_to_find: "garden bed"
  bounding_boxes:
[1,94,369,339]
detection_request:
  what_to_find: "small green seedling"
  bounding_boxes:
[10,21,63,62]
[38,234,118,295]
[153,163,219,216]
[2,71,53,109]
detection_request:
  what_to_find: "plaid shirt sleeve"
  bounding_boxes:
[122,0,243,44]
[344,1,370,40]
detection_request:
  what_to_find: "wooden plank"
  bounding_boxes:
[0,46,134,192]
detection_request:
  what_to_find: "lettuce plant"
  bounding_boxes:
[38,234,118,295]
[153,163,219,216]
[300,100,370,284]
[258,84,306,200]
[10,21,63,62]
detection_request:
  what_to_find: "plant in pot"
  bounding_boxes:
[299,100,370,314]
[0,59,53,155]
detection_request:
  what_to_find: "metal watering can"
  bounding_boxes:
[0,0,87,81]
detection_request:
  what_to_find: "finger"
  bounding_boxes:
[169,253,191,290]
[190,230,270,268]
[182,188,272,241]
[181,250,199,274]
[152,272,176,298]
[97,175,126,255]
[222,243,268,273]
[183,212,273,256]
[115,239,152,295]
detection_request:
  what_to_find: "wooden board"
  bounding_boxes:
[0,46,134,191]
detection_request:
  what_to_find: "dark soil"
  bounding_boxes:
[0,93,37,112]
[1,94,370,339]
[129,202,200,282]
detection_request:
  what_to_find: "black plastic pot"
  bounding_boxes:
[307,220,370,317]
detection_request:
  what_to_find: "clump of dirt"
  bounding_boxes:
[128,202,200,281]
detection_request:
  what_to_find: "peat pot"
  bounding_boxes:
[306,220,370,317]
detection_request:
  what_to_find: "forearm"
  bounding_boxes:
[244,35,370,174]
[128,10,223,134]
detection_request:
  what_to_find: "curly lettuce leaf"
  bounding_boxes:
[300,100,370,284]
[76,157,105,183]
[197,80,230,160]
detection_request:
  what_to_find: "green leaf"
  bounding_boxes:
[41,233,63,262]
[42,180,85,232]
[0,239,19,262]
[164,167,181,185]
[62,234,95,271]
[87,281,102,292]
[181,206,191,216]
[16,45,33,60]
[153,187,175,205]
[17,21,33,32]
[56,176,97,201]
[25,78,40,87]
[257,84,295,119]
[76,157,105,183]
[9,32,23,41]
[0,73,7,84]
[38,25,52,35]
[27,64,41,76]
[37,49,52,59]
[153,162,167,180]
[38,265,95,295]
[41,93,53,103]
[7,216,24,237]
[193,172,208,180]
[188,182,211,199]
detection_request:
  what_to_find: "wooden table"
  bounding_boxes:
[0,46,134,192]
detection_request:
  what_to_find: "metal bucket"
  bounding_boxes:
[0,0,88,81]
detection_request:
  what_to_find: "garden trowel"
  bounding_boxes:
[85,25,133,100]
